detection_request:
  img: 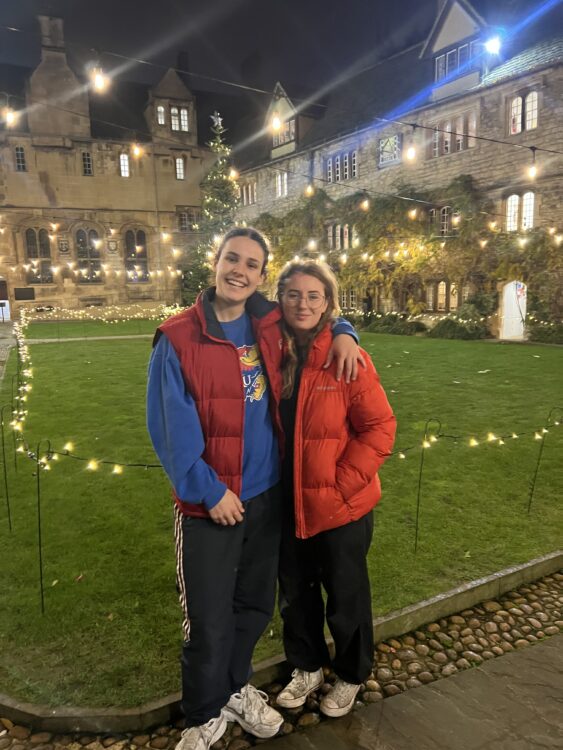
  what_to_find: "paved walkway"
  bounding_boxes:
[259,635,562,750]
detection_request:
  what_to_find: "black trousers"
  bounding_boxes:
[278,508,374,685]
[175,484,282,727]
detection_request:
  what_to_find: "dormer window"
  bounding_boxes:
[157,105,166,125]
[171,107,180,131]
[435,39,481,82]
[273,119,295,147]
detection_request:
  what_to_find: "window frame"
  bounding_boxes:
[378,134,402,167]
[509,90,538,135]
[175,156,186,180]
[180,107,189,132]
[76,227,102,284]
[171,106,180,131]
[82,151,94,176]
[25,228,53,284]
[15,146,27,172]
[157,105,166,125]
[119,153,130,177]
[125,228,149,283]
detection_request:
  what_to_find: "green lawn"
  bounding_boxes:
[0,333,561,708]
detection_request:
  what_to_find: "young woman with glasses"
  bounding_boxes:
[275,260,396,718]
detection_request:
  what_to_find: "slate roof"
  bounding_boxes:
[478,36,563,87]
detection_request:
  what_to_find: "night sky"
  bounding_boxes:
[0,0,560,98]
[0,0,447,91]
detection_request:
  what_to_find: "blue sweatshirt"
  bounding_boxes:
[147,313,357,510]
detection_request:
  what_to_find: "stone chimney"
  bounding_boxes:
[37,15,65,53]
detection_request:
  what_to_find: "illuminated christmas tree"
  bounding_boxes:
[182,112,239,304]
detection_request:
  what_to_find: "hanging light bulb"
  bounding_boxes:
[228,167,239,180]
[5,107,18,127]
[408,208,418,220]
[305,184,314,197]
[271,113,282,131]
[90,66,110,93]
[360,198,370,211]
[405,145,417,161]
[307,239,317,251]
[132,143,143,158]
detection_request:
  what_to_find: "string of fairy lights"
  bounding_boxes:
[7,307,562,483]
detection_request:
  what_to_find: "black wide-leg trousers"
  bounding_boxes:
[278,508,374,685]
[175,484,282,727]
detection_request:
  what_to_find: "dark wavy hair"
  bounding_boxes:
[215,226,270,273]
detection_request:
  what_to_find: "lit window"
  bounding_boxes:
[435,55,446,81]
[467,111,477,147]
[82,151,93,176]
[15,146,26,172]
[252,181,257,204]
[450,283,459,310]
[446,49,457,76]
[426,284,435,311]
[443,122,451,155]
[275,172,288,198]
[179,211,189,231]
[171,107,180,131]
[157,105,166,125]
[351,150,357,178]
[525,92,538,130]
[175,157,185,180]
[125,229,149,282]
[76,228,102,283]
[335,224,341,250]
[349,288,357,308]
[437,281,447,311]
[25,228,52,284]
[327,224,334,249]
[522,191,534,230]
[334,155,341,182]
[273,118,296,147]
[440,206,451,236]
[326,157,333,183]
[180,108,189,132]
[455,117,464,151]
[343,224,350,250]
[458,44,469,69]
[432,128,440,158]
[510,97,523,134]
[506,195,520,232]
[119,153,130,177]
[343,153,349,180]
[379,135,402,166]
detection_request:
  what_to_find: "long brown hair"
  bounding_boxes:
[277,261,341,398]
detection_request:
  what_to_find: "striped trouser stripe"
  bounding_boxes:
[174,505,191,642]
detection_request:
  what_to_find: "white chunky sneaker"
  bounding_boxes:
[175,713,227,750]
[276,667,324,708]
[320,678,361,718]
[224,683,283,738]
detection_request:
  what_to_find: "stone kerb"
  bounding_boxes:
[0,550,561,734]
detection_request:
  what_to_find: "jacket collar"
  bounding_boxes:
[199,287,279,340]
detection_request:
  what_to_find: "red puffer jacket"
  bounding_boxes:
[157,288,284,517]
[290,324,396,539]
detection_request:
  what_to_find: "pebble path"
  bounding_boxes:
[1,571,561,750]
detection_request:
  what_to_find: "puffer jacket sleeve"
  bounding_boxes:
[335,354,396,500]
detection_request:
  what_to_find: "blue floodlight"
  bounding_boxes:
[485,36,502,54]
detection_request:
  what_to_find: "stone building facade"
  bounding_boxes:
[235,0,563,313]
[0,16,212,316]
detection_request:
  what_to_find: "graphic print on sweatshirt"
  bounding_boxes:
[238,343,267,403]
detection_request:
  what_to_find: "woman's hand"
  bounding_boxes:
[324,334,367,382]
[209,489,245,525]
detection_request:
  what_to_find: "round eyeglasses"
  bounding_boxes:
[283,291,326,309]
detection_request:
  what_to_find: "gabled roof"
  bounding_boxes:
[421,0,487,57]
[477,36,563,87]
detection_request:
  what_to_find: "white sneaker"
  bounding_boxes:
[224,683,283,738]
[276,668,324,708]
[175,713,227,750]
[320,678,361,718]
